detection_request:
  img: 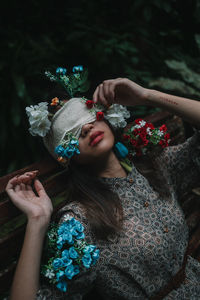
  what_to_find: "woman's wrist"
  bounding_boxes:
[27,216,51,233]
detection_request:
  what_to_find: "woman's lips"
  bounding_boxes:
[90,131,104,146]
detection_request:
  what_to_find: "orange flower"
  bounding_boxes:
[50,97,59,106]
[57,156,68,163]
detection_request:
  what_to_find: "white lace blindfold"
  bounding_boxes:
[43,98,96,160]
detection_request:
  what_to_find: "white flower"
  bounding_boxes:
[139,120,146,127]
[62,214,73,222]
[25,102,51,137]
[146,127,152,135]
[157,130,164,137]
[104,104,130,129]
[45,269,55,279]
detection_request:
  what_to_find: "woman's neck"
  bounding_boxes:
[88,151,127,178]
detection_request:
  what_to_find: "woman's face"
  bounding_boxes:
[72,120,115,165]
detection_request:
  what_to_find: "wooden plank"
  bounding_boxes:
[0,169,68,225]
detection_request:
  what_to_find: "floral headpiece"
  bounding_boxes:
[25,66,130,166]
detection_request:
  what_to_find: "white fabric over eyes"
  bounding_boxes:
[43,98,96,160]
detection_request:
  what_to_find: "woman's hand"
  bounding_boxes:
[5,171,53,227]
[93,78,149,107]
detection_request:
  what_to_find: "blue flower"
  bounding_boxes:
[55,145,65,156]
[69,246,79,259]
[114,142,128,158]
[52,258,64,270]
[62,257,73,267]
[70,139,79,146]
[71,219,84,233]
[56,270,65,281]
[75,148,80,155]
[57,235,64,249]
[58,223,68,235]
[82,253,92,268]
[56,280,67,292]
[72,65,83,73]
[83,245,96,254]
[61,249,69,259]
[64,146,76,158]
[73,265,80,275]
[56,67,67,76]
[91,249,100,265]
[62,231,74,245]
[76,232,85,240]
[65,264,76,280]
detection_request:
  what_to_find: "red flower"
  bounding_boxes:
[146,123,155,130]
[96,111,104,121]
[133,128,140,136]
[134,118,143,125]
[164,133,170,140]
[159,139,168,148]
[130,139,138,146]
[143,139,149,146]
[159,124,167,133]
[85,100,94,109]
[139,132,147,140]
[123,134,130,141]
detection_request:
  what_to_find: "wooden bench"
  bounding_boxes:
[1,111,200,300]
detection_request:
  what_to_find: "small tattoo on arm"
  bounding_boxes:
[159,96,178,106]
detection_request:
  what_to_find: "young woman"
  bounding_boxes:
[6,78,200,299]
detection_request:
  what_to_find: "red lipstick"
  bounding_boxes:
[90,131,104,146]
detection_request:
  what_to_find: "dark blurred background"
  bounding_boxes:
[1,0,200,176]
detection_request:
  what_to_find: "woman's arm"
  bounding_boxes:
[5,171,53,300]
[146,89,200,128]
[10,219,49,300]
[93,78,200,128]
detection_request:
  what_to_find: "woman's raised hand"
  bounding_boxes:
[5,171,53,227]
[93,78,149,107]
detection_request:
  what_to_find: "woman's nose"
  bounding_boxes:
[81,123,94,136]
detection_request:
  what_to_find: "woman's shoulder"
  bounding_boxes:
[58,200,87,220]
[55,201,95,241]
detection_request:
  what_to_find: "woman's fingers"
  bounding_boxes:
[34,179,48,198]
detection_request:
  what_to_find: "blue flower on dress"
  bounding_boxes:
[41,217,100,294]
[52,258,64,270]
[62,231,74,245]
[62,257,73,267]
[73,265,80,276]
[76,232,85,240]
[56,280,67,292]
[69,247,79,259]
[61,249,69,259]
[65,264,77,280]
[91,249,100,265]
[83,245,96,254]
[56,67,67,76]
[56,270,65,281]
[82,253,92,268]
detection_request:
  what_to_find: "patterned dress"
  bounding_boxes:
[36,128,200,300]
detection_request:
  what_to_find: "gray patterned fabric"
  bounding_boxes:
[36,129,200,300]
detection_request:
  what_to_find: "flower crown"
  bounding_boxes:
[25,66,131,163]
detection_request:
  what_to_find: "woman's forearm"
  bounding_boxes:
[145,89,200,128]
[9,220,48,300]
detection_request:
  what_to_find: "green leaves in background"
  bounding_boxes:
[1,0,200,176]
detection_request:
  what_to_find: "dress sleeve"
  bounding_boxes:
[35,202,98,300]
[154,127,200,199]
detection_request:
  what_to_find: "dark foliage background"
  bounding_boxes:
[1,0,200,176]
